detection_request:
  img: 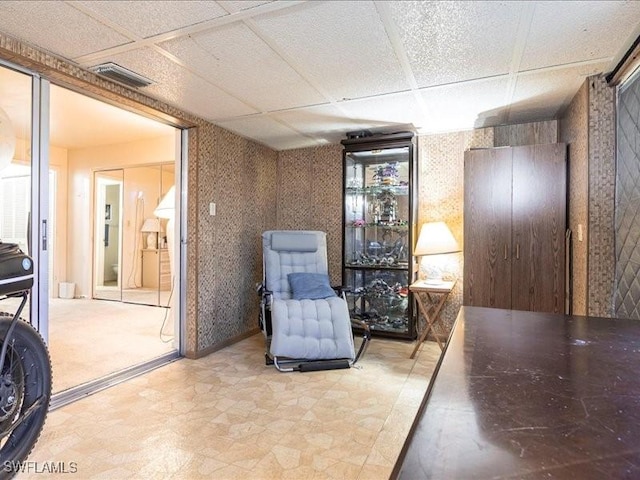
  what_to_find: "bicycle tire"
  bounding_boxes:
[0,313,52,478]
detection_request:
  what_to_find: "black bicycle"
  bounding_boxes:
[0,243,51,477]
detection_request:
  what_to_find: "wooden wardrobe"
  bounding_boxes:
[463,144,566,314]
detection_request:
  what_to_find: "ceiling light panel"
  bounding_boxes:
[159,23,325,112]
[419,76,509,133]
[521,1,640,71]
[216,116,316,150]
[105,48,257,119]
[253,1,408,100]
[0,1,130,59]
[508,62,608,124]
[389,1,521,88]
[76,0,228,39]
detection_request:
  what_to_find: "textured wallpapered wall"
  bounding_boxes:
[195,127,278,352]
[560,81,589,315]
[276,145,344,286]
[559,74,617,319]
[416,129,494,332]
[588,75,617,317]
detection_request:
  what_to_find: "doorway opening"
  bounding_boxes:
[47,84,182,395]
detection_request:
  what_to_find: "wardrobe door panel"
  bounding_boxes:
[463,148,513,308]
[511,144,566,313]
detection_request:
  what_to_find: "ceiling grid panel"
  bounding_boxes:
[374,0,429,130]
[502,1,537,124]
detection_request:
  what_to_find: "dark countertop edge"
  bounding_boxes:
[389,309,463,480]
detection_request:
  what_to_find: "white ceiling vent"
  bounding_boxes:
[88,62,153,89]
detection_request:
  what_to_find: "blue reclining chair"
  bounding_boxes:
[258,230,371,372]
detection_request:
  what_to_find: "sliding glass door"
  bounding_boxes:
[1,59,184,400]
[0,62,44,333]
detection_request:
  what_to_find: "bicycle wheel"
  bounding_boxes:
[0,313,51,473]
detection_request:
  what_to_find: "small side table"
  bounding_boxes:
[409,280,456,358]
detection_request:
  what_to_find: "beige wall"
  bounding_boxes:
[65,135,175,297]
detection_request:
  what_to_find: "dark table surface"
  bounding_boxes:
[392,306,640,479]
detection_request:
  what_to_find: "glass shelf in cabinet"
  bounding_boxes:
[344,263,409,270]
[345,185,409,196]
[345,223,408,230]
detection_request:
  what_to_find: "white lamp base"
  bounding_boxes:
[146,232,157,250]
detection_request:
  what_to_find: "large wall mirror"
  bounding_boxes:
[93,163,174,306]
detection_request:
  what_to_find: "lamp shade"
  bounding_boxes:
[154,186,175,219]
[414,221,460,256]
[141,218,161,233]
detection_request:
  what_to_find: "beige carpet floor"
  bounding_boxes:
[0,296,177,393]
[23,334,442,479]
[48,298,176,392]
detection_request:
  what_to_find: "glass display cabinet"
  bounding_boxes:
[341,132,417,339]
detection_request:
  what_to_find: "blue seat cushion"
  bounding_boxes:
[288,272,337,300]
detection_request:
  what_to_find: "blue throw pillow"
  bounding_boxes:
[288,272,337,300]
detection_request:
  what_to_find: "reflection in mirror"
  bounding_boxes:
[93,164,174,306]
[93,170,123,301]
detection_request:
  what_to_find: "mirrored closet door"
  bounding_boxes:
[93,163,174,306]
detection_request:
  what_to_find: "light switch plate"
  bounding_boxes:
[209,202,216,216]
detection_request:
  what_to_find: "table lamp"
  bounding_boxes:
[141,218,161,250]
[414,221,460,285]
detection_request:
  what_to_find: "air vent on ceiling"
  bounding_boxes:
[89,62,153,89]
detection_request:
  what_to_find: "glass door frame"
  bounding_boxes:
[0,58,50,342]
[32,73,50,342]
[1,57,188,359]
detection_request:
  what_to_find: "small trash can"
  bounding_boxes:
[58,282,75,299]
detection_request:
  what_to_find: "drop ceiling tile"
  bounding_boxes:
[338,91,423,132]
[0,1,130,58]
[508,62,608,124]
[521,1,640,71]
[389,1,521,88]
[253,1,408,100]
[271,105,361,144]
[76,0,228,39]
[159,23,325,112]
[419,76,510,133]
[216,116,317,150]
[105,48,257,120]
[217,1,273,14]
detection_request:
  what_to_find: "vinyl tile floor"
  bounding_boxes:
[21,334,442,479]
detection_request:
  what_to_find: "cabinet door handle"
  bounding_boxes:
[516,243,520,260]
[504,244,508,260]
